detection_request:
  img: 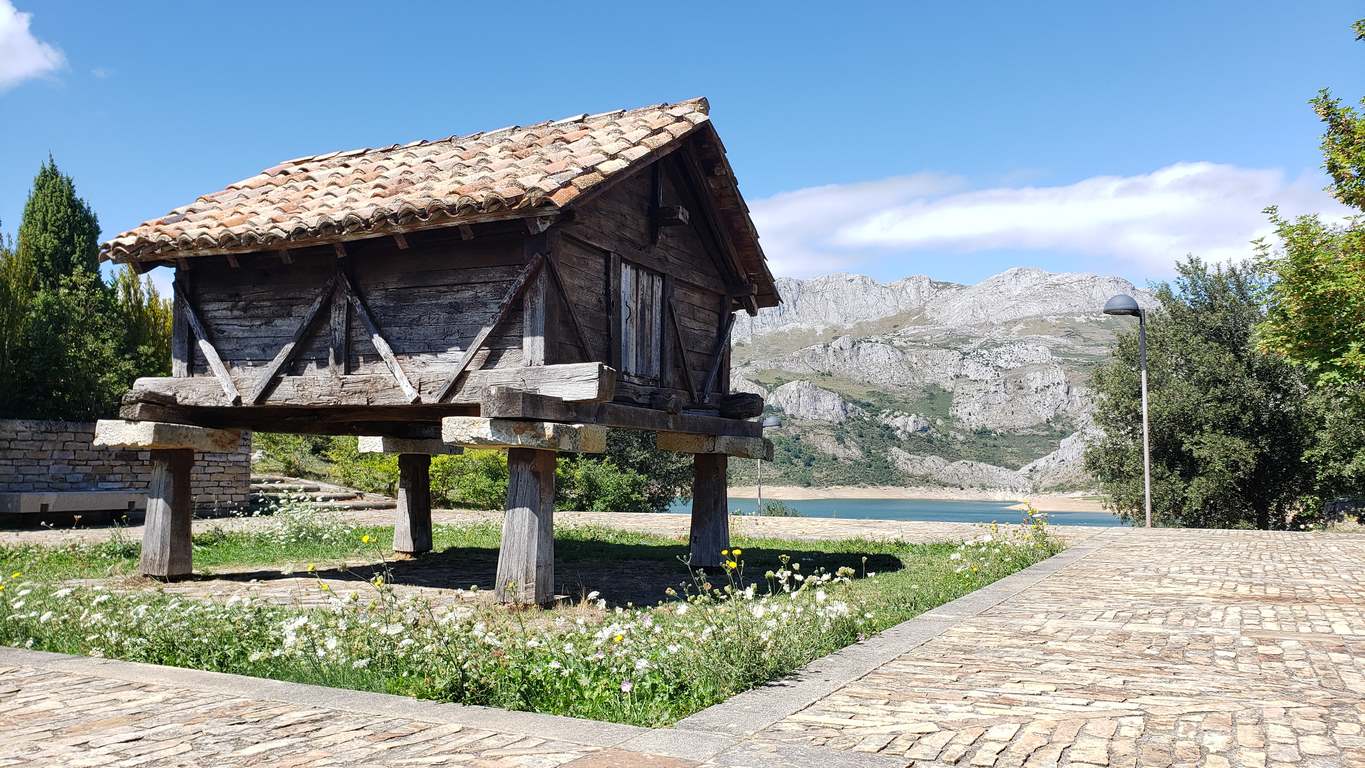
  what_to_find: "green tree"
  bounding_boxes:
[1255,18,1365,503]
[17,157,101,288]
[558,430,693,513]
[114,265,174,378]
[1085,258,1316,529]
[4,270,135,420]
[0,227,35,404]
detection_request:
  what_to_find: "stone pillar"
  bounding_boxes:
[141,449,194,579]
[496,447,557,604]
[395,453,432,556]
[689,453,729,568]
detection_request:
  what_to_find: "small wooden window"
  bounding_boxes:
[619,261,664,380]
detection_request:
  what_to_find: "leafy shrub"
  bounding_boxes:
[757,500,800,517]
[324,437,398,496]
[255,433,343,479]
[557,458,650,512]
[431,451,508,510]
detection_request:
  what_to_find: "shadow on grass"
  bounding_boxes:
[196,539,906,608]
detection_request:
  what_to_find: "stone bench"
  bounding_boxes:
[0,490,146,516]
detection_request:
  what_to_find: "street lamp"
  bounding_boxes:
[756,414,783,513]
[1103,294,1152,528]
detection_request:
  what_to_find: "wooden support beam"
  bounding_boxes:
[607,251,623,371]
[172,281,241,405]
[329,282,349,374]
[442,417,606,453]
[129,362,616,409]
[140,449,194,579]
[246,275,338,404]
[337,269,421,404]
[700,312,737,399]
[393,233,409,250]
[480,387,579,422]
[544,253,592,361]
[657,432,773,460]
[171,277,190,377]
[688,454,729,568]
[459,224,475,240]
[435,252,547,403]
[277,249,293,265]
[496,447,556,604]
[652,205,690,228]
[716,392,764,419]
[394,453,433,556]
[224,253,239,268]
[667,296,699,402]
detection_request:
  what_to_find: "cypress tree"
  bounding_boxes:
[17,156,101,287]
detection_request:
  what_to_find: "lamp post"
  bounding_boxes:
[756,414,783,513]
[1103,294,1152,528]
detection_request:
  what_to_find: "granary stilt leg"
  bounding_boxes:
[689,453,729,568]
[141,448,194,579]
[496,447,556,604]
[394,453,432,555]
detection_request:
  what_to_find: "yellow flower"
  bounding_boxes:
[319,583,331,592]
[613,634,624,643]
[361,535,372,544]
[9,571,20,579]
[731,548,742,556]
[0,584,6,592]
[307,563,316,572]
[721,549,730,556]
[725,560,738,570]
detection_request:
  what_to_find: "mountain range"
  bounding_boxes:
[728,267,1156,492]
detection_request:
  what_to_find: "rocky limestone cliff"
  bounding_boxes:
[732,267,1149,492]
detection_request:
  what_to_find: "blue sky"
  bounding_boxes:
[1,1,1360,288]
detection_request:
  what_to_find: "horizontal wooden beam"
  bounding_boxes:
[656,432,772,460]
[128,362,616,410]
[442,417,606,454]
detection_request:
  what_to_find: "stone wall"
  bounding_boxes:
[0,420,251,512]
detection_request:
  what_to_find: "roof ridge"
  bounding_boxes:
[280,98,709,167]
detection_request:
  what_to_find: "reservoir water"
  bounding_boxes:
[666,496,1124,527]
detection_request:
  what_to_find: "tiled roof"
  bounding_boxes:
[103,98,723,264]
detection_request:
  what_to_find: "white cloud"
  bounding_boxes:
[751,162,1350,279]
[0,0,63,92]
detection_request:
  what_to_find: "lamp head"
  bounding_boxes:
[1103,294,1142,317]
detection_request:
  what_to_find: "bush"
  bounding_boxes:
[756,500,800,517]
[557,458,651,512]
[254,433,342,479]
[431,451,508,510]
[324,437,397,496]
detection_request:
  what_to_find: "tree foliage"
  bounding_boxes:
[1085,259,1316,529]
[1252,18,1365,505]
[0,158,174,420]
[17,157,100,288]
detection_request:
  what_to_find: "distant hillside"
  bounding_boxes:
[729,268,1156,493]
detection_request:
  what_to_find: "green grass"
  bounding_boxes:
[0,518,1061,726]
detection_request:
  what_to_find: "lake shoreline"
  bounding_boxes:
[725,485,1109,513]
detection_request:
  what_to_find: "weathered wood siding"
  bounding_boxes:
[560,156,734,405]
[178,231,527,388]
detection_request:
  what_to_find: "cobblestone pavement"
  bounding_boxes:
[5,526,1359,767]
[746,528,1365,767]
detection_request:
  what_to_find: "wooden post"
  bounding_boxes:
[496,447,556,604]
[140,449,194,579]
[395,453,432,555]
[689,453,729,568]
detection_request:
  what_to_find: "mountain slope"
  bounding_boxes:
[729,268,1153,492]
